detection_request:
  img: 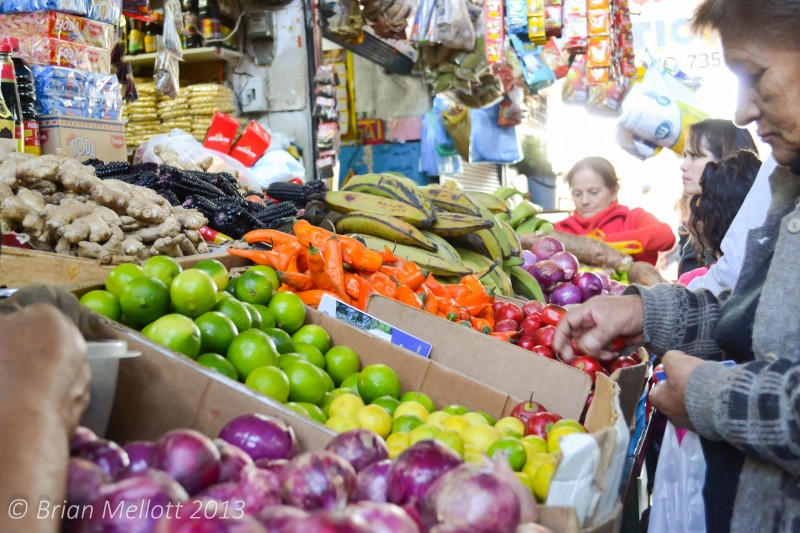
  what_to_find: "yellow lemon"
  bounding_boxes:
[521,435,548,456]
[515,472,536,497]
[464,451,486,464]
[325,415,360,434]
[533,458,559,503]
[408,424,441,446]
[393,401,430,421]
[494,416,526,435]
[462,425,503,453]
[462,412,491,426]
[435,429,464,457]
[425,411,450,426]
[440,415,470,435]
[386,432,410,459]
[522,452,558,480]
[356,405,392,438]
[328,393,365,419]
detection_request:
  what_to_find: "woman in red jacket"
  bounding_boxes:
[554,156,676,265]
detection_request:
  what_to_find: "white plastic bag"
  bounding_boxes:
[649,421,707,533]
[250,150,306,188]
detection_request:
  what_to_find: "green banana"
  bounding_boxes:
[422,188,482,217]
[488,265,514,296]
[497,219,522,258]
[496,212,510,223]
[422,231,463,266]
[508,201,542,229]
[324,191,432,227]
[334,211,438,252]
[428,211,494,237]
[455,247,501,279]
[509,266,546,303]
[477,206,513,260]
[493,186,526,202]
[357,234,472,277]
[538,222,555,233]
[464,191,510,214]
[455,229,504,263]
[503,256,525,268]
[342,174,436,221]
[514,216,546,235]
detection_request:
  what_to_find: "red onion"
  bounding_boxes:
[608,280,628,296]
[281,451,357,512]
[387,441,463,513]
[70,426,99,452]
[215,439,254,483]
[530,237,564,261]
[255,505,308,532]
[72,439,130,480]
[354,460,391,502]
[528,260,563,292]
[218,414,298,461]
[345,502,420,533]
[572,271,604,301]
[67,458,109,506]
[549,251,579,281]
[150,429,221,495]
[550,283,583,306]
[123,442,156,476]
[521,250,539,272]
[153,511,267,532]
[594,270,612,291]
[325,429,389,473]
[254,458,289,476]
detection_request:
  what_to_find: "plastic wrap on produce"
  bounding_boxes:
[32,66,122,120]
[0,0,88,14]
[87,0,122,24]
[0,11,116,50]
[11,36,111,73]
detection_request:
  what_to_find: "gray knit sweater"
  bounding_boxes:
[631,164,800,532]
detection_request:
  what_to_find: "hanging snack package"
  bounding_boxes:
[498,85,525,127]
[563,0,588,52]
[511,34,555,92]
[441,104,471,160]
[361,0,413,41]
[123,0,150,18]
[328,0,364,44]
[410,0,436,42]
[484,0,504,64]
[540,37,569,79]
[153,36,179,99]
[544,0,563,38]
[433,0,476,51]
[562,53,589,104]
[506,0,527,34]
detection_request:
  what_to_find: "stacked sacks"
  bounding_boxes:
[123,79,160,148]
[187,83,236,141]
[157,91,191,134]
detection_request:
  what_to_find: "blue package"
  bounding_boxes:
[510,34,556,92]
[33,66,121,120]
[506,0,528,34]
[468,103,522,165]
[88,0,122,24]
[1,0,88,14]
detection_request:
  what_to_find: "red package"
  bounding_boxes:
[588,9,610,36]
[230,121,271,167]
[203,112,239,154]
[587,36,612,68]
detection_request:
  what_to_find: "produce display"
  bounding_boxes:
[65,412,561,532]
[0,147,210,262]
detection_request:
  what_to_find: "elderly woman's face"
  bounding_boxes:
[570,168,617,218]
[725,37,800,166]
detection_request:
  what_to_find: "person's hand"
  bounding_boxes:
[0,304,90,434]
[0,285,103,337]
[649,350,704,430]
[553,294,645,363]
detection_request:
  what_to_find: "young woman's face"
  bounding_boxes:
[680,137,716,195]
[570,168,617,218]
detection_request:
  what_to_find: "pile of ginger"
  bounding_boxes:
[0,146,210,264]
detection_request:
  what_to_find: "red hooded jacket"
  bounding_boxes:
[554,202,676,265]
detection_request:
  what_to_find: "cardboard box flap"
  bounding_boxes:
[366,294,592,419]
[608,348,649,429]
[537,507,581,533]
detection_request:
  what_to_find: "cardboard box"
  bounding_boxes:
[230,121,271,167]
[39,115,126,162]
[0,246,113,288]
[203,112,239,154]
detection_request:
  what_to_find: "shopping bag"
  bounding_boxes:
[648,420,707,533]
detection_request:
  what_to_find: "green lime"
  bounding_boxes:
[262,327,295,354]
[292,343,325,369]
[400,391,436,413]
[192,259,229,291]
[277,352,302,370]
[195,311,239,355]
[234,270,273,306]
[216,291,233,301]
[170,269,218,318]
[226,329,279,380]
[141,256,182,287]
[245,366,290,403]
[321,370,334,393]
[285,402,307,417]
[250,304,276,330]
[488,437,528,472]
[474,411,497,426]
[340,372,361,396]
[242,302,262,330]
[391,414,424,434]
[196,353,238,380]
[80,290,121,321]
[371,395,402,417]
[291,324,331,354]
[142,313,201,359]
[267,292,306,333]
[443,404,470,416]
[248,266,279,293]
[214,298,252,333]
[225,277,237,296]
[358,364,401,404]
[324,346,361,386]
[119,277,170,327]
[105,263,145,297]
[284,359,329,405]
[297,402,327,424]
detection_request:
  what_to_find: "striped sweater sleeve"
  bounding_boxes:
[685,359,800,478]
[624,283,726,360]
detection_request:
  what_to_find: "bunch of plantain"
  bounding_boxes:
[418,39,505,109]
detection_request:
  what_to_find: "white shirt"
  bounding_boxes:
[687,154,777,295]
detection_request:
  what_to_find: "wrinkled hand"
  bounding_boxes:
[649,350,704,430]
[553,294,645,363]
[0,304,90,433]
[0,285,102,337]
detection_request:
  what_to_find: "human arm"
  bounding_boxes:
[0,304,90,533]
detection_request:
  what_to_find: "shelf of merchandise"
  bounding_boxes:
[124,47,243,67]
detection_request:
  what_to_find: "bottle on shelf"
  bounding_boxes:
[182,0,203,49]
[0,39,22,152]
[144,13,163,54]
[199,0,222,43]
[127,18,145,55]
[8,38,39,156]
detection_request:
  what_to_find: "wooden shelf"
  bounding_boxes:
[124,47,243,67]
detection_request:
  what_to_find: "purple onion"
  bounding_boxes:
[70,426,99,452]
[236,465,282,514]
[280,451,357,512]
[549,251,579,281]
[218,414,298,461]
[550,282,583,306]
[325,429,389,473]
[521,250,539,272]
[420,464,521,533]
[255,505,309,532]
[345,502,420,533]
[150,429,221,495]
[123,442,156,476]
[71,439,130,479]
[67,458,109,506]
[530,236,564,261]
[153,511,267,532]
[609,280,628,296]
[354,460,391,502]
[215,439,254,483]
[387,441,463,514]
[195,482,239,503]
[572,271,604,301]
[528,260,564,292]
[255,458,289,476]
[594,270,612,290]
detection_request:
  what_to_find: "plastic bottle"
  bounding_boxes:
[182,0,202,49]
[0,39,22,152]
[144,14,159,54]
[7,38,40,156]
[199,0,222,42]
[127,18,144,55]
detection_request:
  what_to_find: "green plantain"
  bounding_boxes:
[464,191,511,214]
[422,188,482,217]
[357,234,472,277]
[335,211,438,251]
[324,191,433,227]
[509,266,546,303]
[508,201,543,229]
[427,211,494,237]
[342,174,435,221]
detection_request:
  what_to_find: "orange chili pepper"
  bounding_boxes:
[344,274,361,300]
[286,255,299,273]
[424,274,448,298]
[395,285,423,309]
[306,245,335,292]
[277,271,315,291]
[244,229,298,246]
[339,236,383,272]
[324,238,349,301]
[356,276,373,311]
[379,265,405,281]
[460,275,484,294]
[227,248,287,270]
[457,289,492,308]
[418,284,438,315]
[490,331,515,342]
[293,219,333,248]
[478,306,495,331]
[295,289,345,308]
[445,284,470,299]
[366,271,397,299]
[277,283,293,292]
[379,245,401,263]
[470,317,492,334]
[400,262,425,290]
